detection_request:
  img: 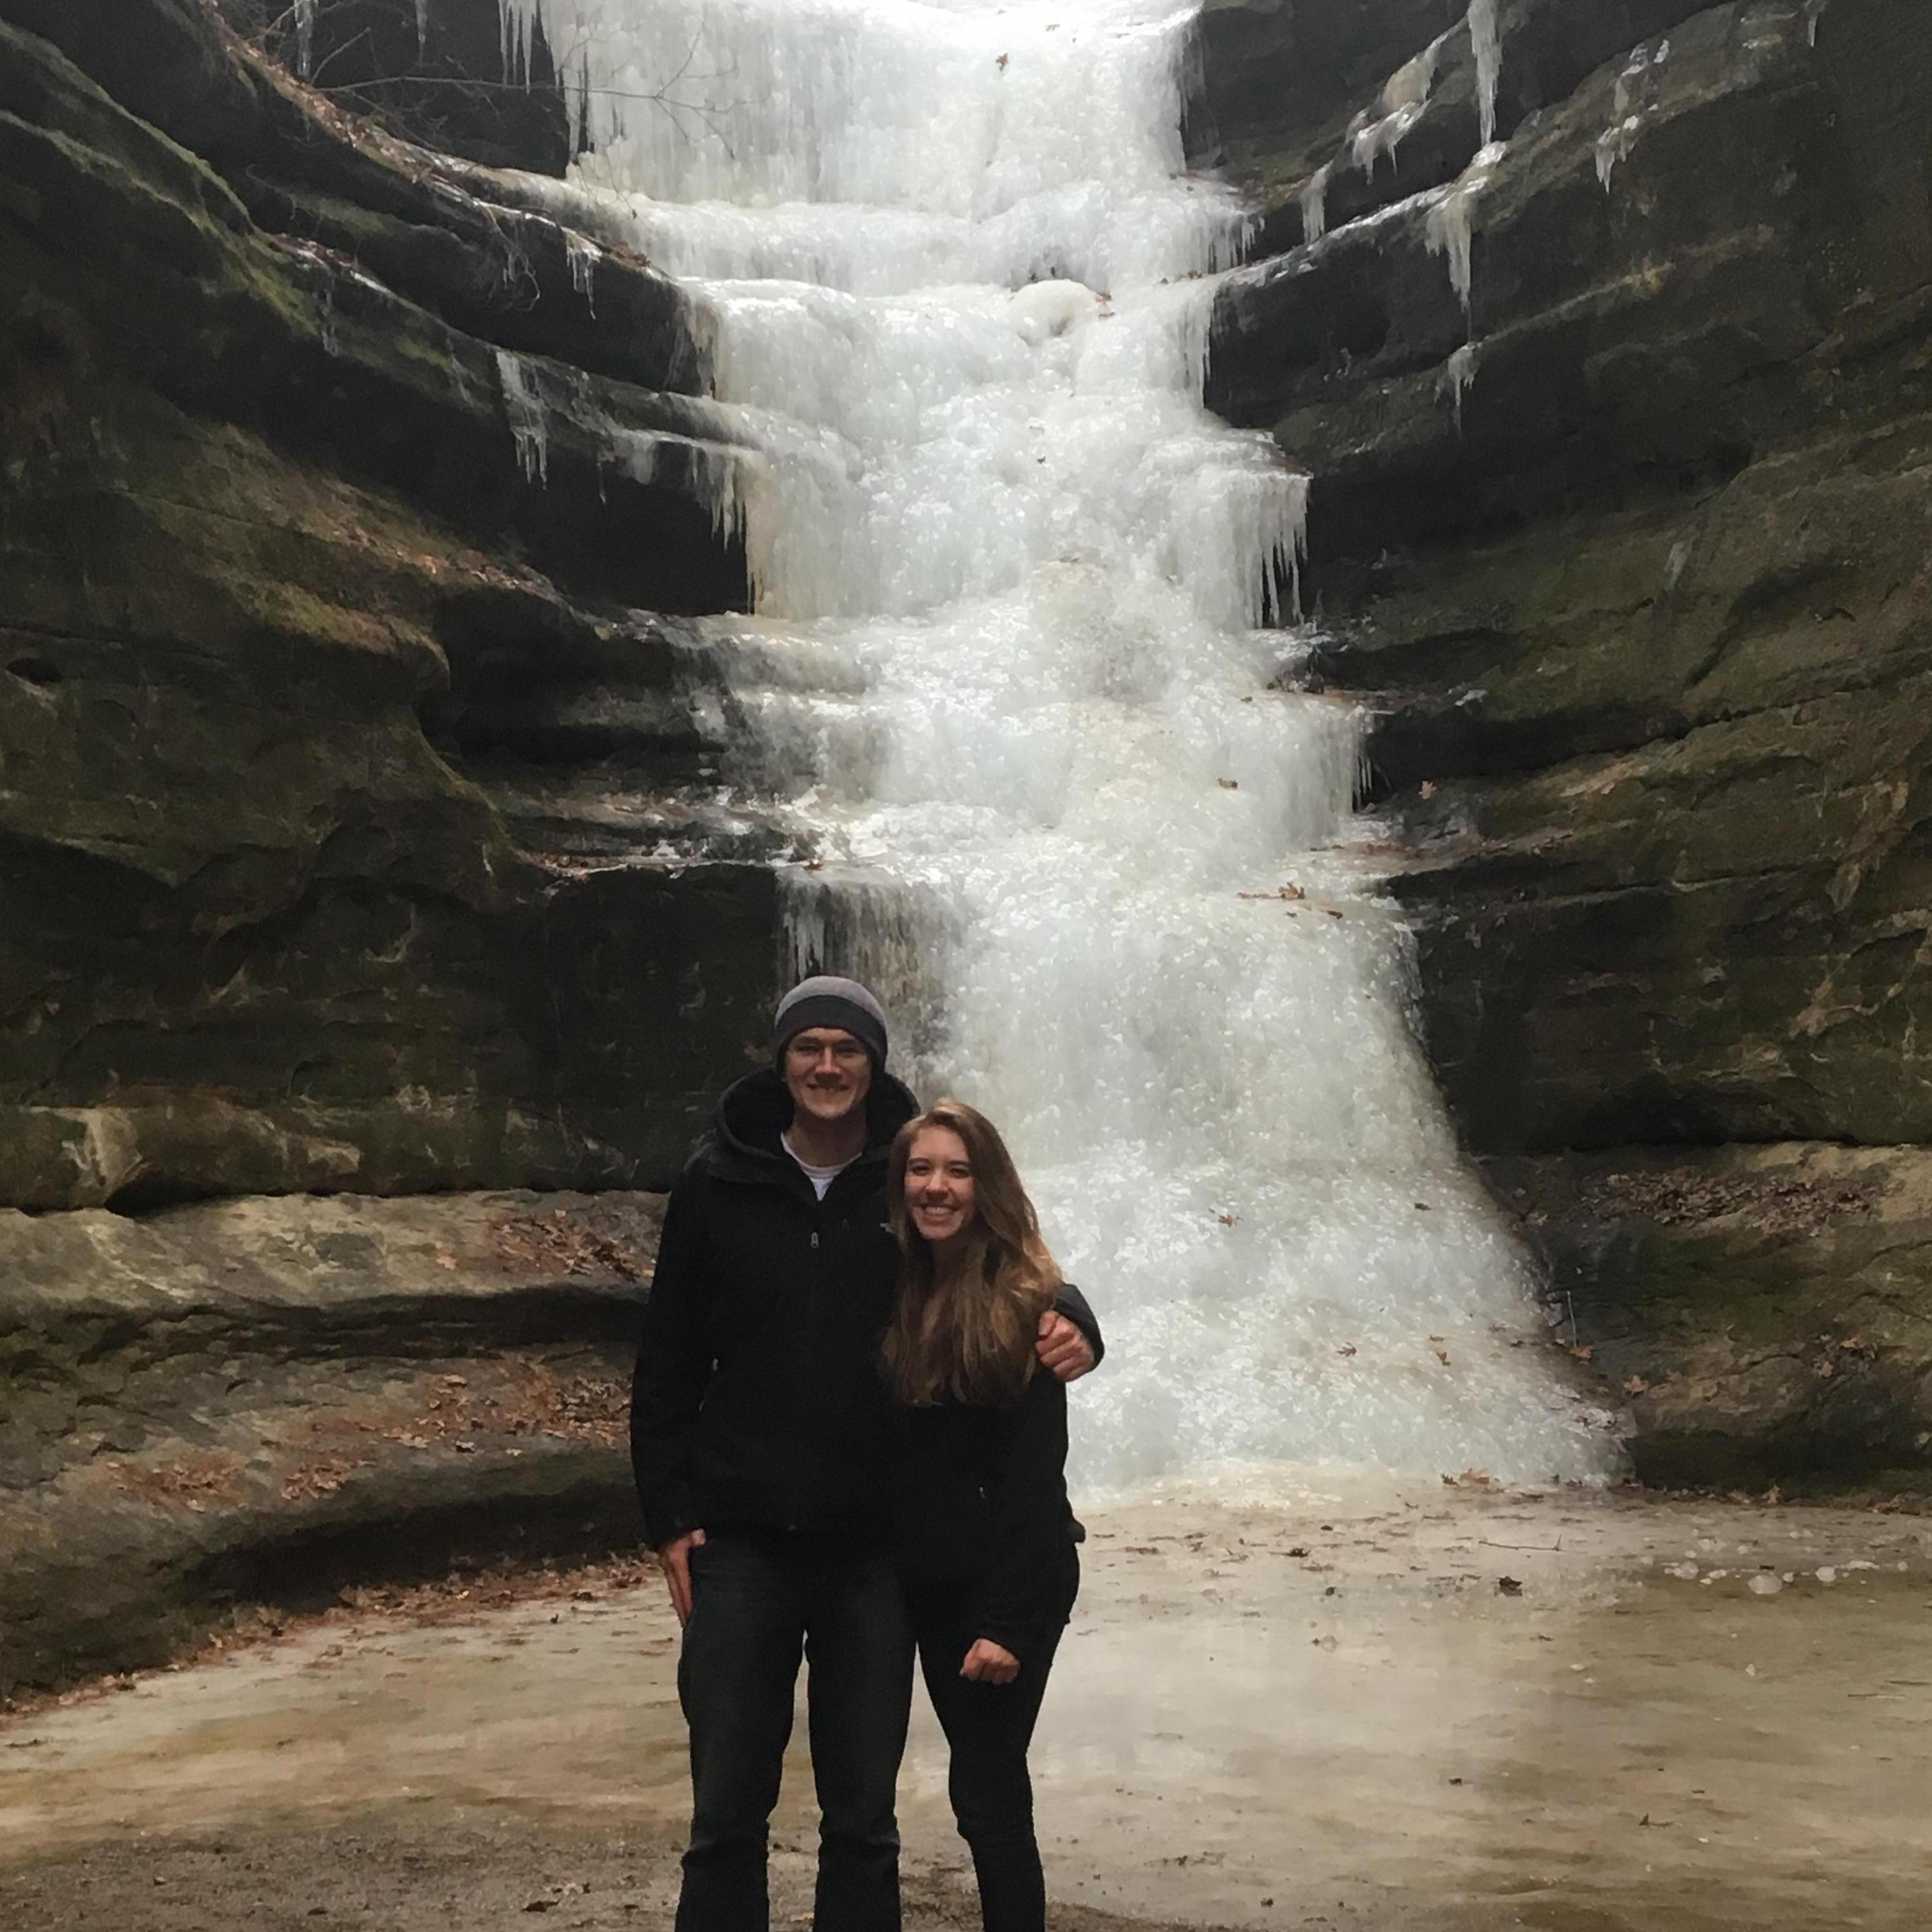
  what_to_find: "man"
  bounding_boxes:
[632,975,1102,1932]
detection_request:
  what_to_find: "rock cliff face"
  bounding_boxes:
[0,0,791,1690]
[1202,0,1932,1486]
[220,0,579,174]
[1,0,782,1219]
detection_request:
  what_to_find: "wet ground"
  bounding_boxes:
[3,1483,1929,1930]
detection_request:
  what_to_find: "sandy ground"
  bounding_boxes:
[3,1481,1929,1931]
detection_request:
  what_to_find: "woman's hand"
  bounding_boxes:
[961,1638,1020,1684]
[1035,1310,1095,1382]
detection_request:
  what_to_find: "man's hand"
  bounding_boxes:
[660,1527,707,1626]
[1036,1309,1095,1383]
[961,1638,1020,1685]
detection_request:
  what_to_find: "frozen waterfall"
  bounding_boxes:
[502,0,1624,1491]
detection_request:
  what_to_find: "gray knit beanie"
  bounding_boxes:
[772,975,890,1068]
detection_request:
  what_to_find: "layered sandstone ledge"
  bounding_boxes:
[0,1189,659,1699]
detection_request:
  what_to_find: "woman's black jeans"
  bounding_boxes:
[676,1531,914,1932]
[908,1597,1068,1932]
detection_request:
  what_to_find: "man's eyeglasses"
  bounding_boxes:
[786,1037,870,1067]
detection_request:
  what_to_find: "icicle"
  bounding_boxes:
[1468,0,1502,146]
[566,231,600,314]
[1300,164,1330,244]
[1805,0,1831,44]
[1335,28,1451,182]
[697,444,753,553]
[1440,342,1479,432]
[415,0,430,57]
[498,0,538,83]
[294,0,316,78]
[1383,31,1448,117]
[1350,100,1426,177]
[495,348,549,485]
[1425,141,1506,313]
[1595,40,1669,195]
[1270,469,1311,623]
[1595,116,1638,191]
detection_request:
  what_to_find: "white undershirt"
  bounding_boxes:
[782,1132,857,1201]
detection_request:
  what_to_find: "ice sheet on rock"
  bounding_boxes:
[687,275,1297,627]
[504,0,1211,218]
[621,178,1249,295]
[520,0,1625,1491]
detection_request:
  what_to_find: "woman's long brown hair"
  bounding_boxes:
[883,1100,1063,1406]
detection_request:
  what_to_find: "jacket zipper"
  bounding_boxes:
[792,1195,823,1532]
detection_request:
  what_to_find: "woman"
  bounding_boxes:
[883,1100,1083,1932]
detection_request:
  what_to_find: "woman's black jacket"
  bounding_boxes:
[629,1067,1102,1550]
[892,1354,1082,1662]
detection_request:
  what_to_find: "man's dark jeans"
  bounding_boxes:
[675,1530,913,1932]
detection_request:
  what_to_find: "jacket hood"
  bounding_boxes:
[710,1065,920,1178]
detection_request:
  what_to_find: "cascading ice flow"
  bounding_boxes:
[500,0,1624,1491]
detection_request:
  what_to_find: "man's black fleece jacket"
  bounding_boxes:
[629,1067,1102,1550]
